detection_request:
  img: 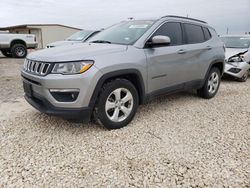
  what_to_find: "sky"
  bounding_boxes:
[0,0,250,35]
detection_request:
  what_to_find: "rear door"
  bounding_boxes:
[181,23,211,81]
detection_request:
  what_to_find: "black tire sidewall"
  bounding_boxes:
[203,67,221,98]
[96,79,139,129]
[1,50,12,57]
[11,44,27,58]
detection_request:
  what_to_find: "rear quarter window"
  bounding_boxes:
[203,27,212,41]
[184,23,205,44]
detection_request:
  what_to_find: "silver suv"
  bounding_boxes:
[21,15,225,129]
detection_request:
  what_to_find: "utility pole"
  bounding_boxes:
[226,27,229,34]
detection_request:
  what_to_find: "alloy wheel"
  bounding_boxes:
[105,88,134,122]
[207,72,219,94]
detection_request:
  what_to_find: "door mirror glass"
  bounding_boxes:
[151,35,171,45]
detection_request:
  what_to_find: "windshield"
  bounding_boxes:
[221,36,250,48]
[67,30,92,41]
[88,20,154,45]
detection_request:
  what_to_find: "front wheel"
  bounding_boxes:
[94,79,139,129]
[197,67,221,99]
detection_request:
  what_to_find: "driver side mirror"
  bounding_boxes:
[147,35,171,47]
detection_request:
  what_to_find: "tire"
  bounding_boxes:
[11,44,27,58]
[94,79,139,129]
[1,50,12,57]
[237,70,249,82]
[197,67,221,99]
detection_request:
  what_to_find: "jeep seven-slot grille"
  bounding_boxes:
[24,60,51,76]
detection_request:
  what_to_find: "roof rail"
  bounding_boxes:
[161,15,207,24]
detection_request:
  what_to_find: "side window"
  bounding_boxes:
[203,27,212,41]
[152,22,183,46]
[184,23,205,44]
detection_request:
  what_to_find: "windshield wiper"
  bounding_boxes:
[90,40,111,44]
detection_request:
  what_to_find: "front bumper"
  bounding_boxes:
[224,61,250,78]
[21,65,102,120]
[24,94,92,121]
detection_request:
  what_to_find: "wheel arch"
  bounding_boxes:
[198,59,225,88]
[10,39,27,47]
[88,69,146,109]
[209,59,225,76]
[204,59,225,80]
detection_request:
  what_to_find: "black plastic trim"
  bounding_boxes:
[197,59,225,88]
[88,69,146,109]
[145,79,203,101]
[24,93,91,122]
[22,74,41,85]
[204,59,225,79]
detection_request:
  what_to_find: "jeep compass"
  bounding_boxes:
[22,15,225,129]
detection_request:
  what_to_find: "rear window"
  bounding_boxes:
[184,24,205,44]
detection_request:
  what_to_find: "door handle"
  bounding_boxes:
[177,49,187,54]
[205,46,212,50]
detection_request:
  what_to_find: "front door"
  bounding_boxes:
[145,22,199,93]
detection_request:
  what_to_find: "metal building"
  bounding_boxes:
[0,24,82,48]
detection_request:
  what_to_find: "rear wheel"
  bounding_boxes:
[197,67,221,99]
[94,79,139,129]
[1,50,12,57]
[11,44,27,58]
[237,70,249,82]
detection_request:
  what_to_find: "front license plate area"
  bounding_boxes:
[23,82,33,97]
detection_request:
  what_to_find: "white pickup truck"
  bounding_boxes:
[0,33,37,58]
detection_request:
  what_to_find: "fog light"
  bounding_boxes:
[49,89,79,102]
[228,68,241,74]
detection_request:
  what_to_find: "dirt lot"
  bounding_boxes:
[0,54,249,187]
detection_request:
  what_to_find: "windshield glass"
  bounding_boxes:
[88,20,155,45]
[67,30,92,41]
[221,36,250,48]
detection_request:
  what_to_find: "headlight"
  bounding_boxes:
[228,56,243,63]
[51,61,94,75]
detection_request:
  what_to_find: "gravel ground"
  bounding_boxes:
[0,55,250,187]
[0,55,24,102]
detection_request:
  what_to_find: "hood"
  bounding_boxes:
[225,48,248,59]
[28,43,128,62]
[47,40,82,47]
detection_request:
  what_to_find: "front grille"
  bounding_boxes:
[24,59,51,76]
